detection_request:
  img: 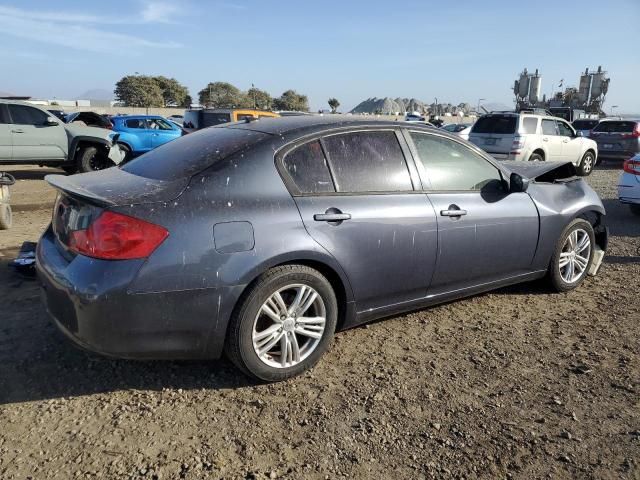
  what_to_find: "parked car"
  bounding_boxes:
[167,114,184,125]
[66,111,113,129]
[46,108,67,121]
[0,100,125,173]
[589,119,640,161]
[618,154,640,215]
[37,117,608,381]
[468,112,598,176]
[183,108,280,133]
[111,115,182,158]
[572,118,600,137]
[441,122,473,141]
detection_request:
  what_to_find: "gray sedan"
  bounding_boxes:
[36,116,608,381]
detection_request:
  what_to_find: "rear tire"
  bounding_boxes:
[78,145,113,173]
[577,151,595,176]
[528,152,544,162]
[0,204,12,230]
[225,265,337,382]
[547,218,595,292]
[629,204,640,216]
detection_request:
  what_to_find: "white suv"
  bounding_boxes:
[468,112,598,176]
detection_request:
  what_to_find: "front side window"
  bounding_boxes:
[410,132,503,191]
[322,131,412,193]
[147,118,173,130]
[556,121,574,137]
[8,105,48,125]
[282,140,335,194]
[541,119,558,135]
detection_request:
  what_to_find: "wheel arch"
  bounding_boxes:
[530,148,546,161]
[68,136,110,163]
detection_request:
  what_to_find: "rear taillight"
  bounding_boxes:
[623,158,640,175]
[69,211,168,260]
[512,135,525,150]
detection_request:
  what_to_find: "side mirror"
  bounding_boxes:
[45,117,59,126]
[510,172,530,193]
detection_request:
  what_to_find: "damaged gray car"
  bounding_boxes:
[36,116,608,381]
[0,100,125,173]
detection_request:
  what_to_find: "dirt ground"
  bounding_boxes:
[0,164,638,480]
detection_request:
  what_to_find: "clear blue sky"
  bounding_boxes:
[1,0,638,113]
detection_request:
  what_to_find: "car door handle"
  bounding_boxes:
[542,137,549,142]
[563,139,569,143]
[11,129,24,133]
[314,212,351,222]
[440,208,467,217]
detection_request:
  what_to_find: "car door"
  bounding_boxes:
[556,119,582,163]
[0,104,11,161]
[283,130,439,314]
[8,104,66,161]
[146,118,179,148]
[123,118,152,152]
[541,119,562,160]
[405,130,539,297]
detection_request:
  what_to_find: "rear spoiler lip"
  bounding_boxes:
[45,174,118,207]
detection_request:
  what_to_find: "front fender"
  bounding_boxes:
[68,136,111,163]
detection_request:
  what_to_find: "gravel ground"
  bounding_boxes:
[0,164,638,479]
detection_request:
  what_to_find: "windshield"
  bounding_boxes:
[592,121,637,133]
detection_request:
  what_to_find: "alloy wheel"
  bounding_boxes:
[559,228,591,283]
[252,284,326,368]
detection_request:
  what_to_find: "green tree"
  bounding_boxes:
[181,94,193,108]
[114,75,164,108]
[328,98,340,113]
[153,76,189,107]
[273,90,309,112]
[198,82,245,108]
[245,87,273,110]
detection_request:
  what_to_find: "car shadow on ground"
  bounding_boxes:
[601,199,640,238]
[1,168,63,181]
[0,257,258,406]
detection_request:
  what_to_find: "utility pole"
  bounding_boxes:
[208,84,212,108]
[252,83,257,109]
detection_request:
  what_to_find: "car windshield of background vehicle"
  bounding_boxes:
[202,112,232,127]
[411,132,503,191]
[592,121,636,133]
[283,140,335,194]
[542,119,558,135]
[322,131,413,193]
[471,115,517,134]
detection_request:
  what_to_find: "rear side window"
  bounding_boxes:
[592,121,636,133]
[0,105,9,124]
[8,104,48,125]
[283,141,335,194]
[125,118,145,129]
[542,119,558,135]
[521,117,538,134]
[411,132,503,191]
[121,127,268,180]
[471,115,517,134]
[322,131,412,193]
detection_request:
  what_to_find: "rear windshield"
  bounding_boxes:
[592,121,637,133]
[121,127,269,180]
[572,119,599,129]
[471,115,517,134]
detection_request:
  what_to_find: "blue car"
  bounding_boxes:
[111,115,182,158]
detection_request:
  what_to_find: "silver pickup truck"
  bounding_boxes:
[0,100,125,173]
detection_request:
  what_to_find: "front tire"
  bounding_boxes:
[577,151,595,176]
[0,204,12,230]
[225,265,337,382]
[547,219,595,292]
[78,146,113,173]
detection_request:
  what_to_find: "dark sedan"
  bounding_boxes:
[37,116,608,381]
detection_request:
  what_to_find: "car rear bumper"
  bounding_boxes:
[36,226,237,360]
[597,150,637,161]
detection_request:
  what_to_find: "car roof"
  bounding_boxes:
[215,115,424,136]
[111,115,165,120]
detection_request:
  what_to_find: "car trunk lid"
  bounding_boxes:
[468,114,518,154]
[505,160,578,183]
